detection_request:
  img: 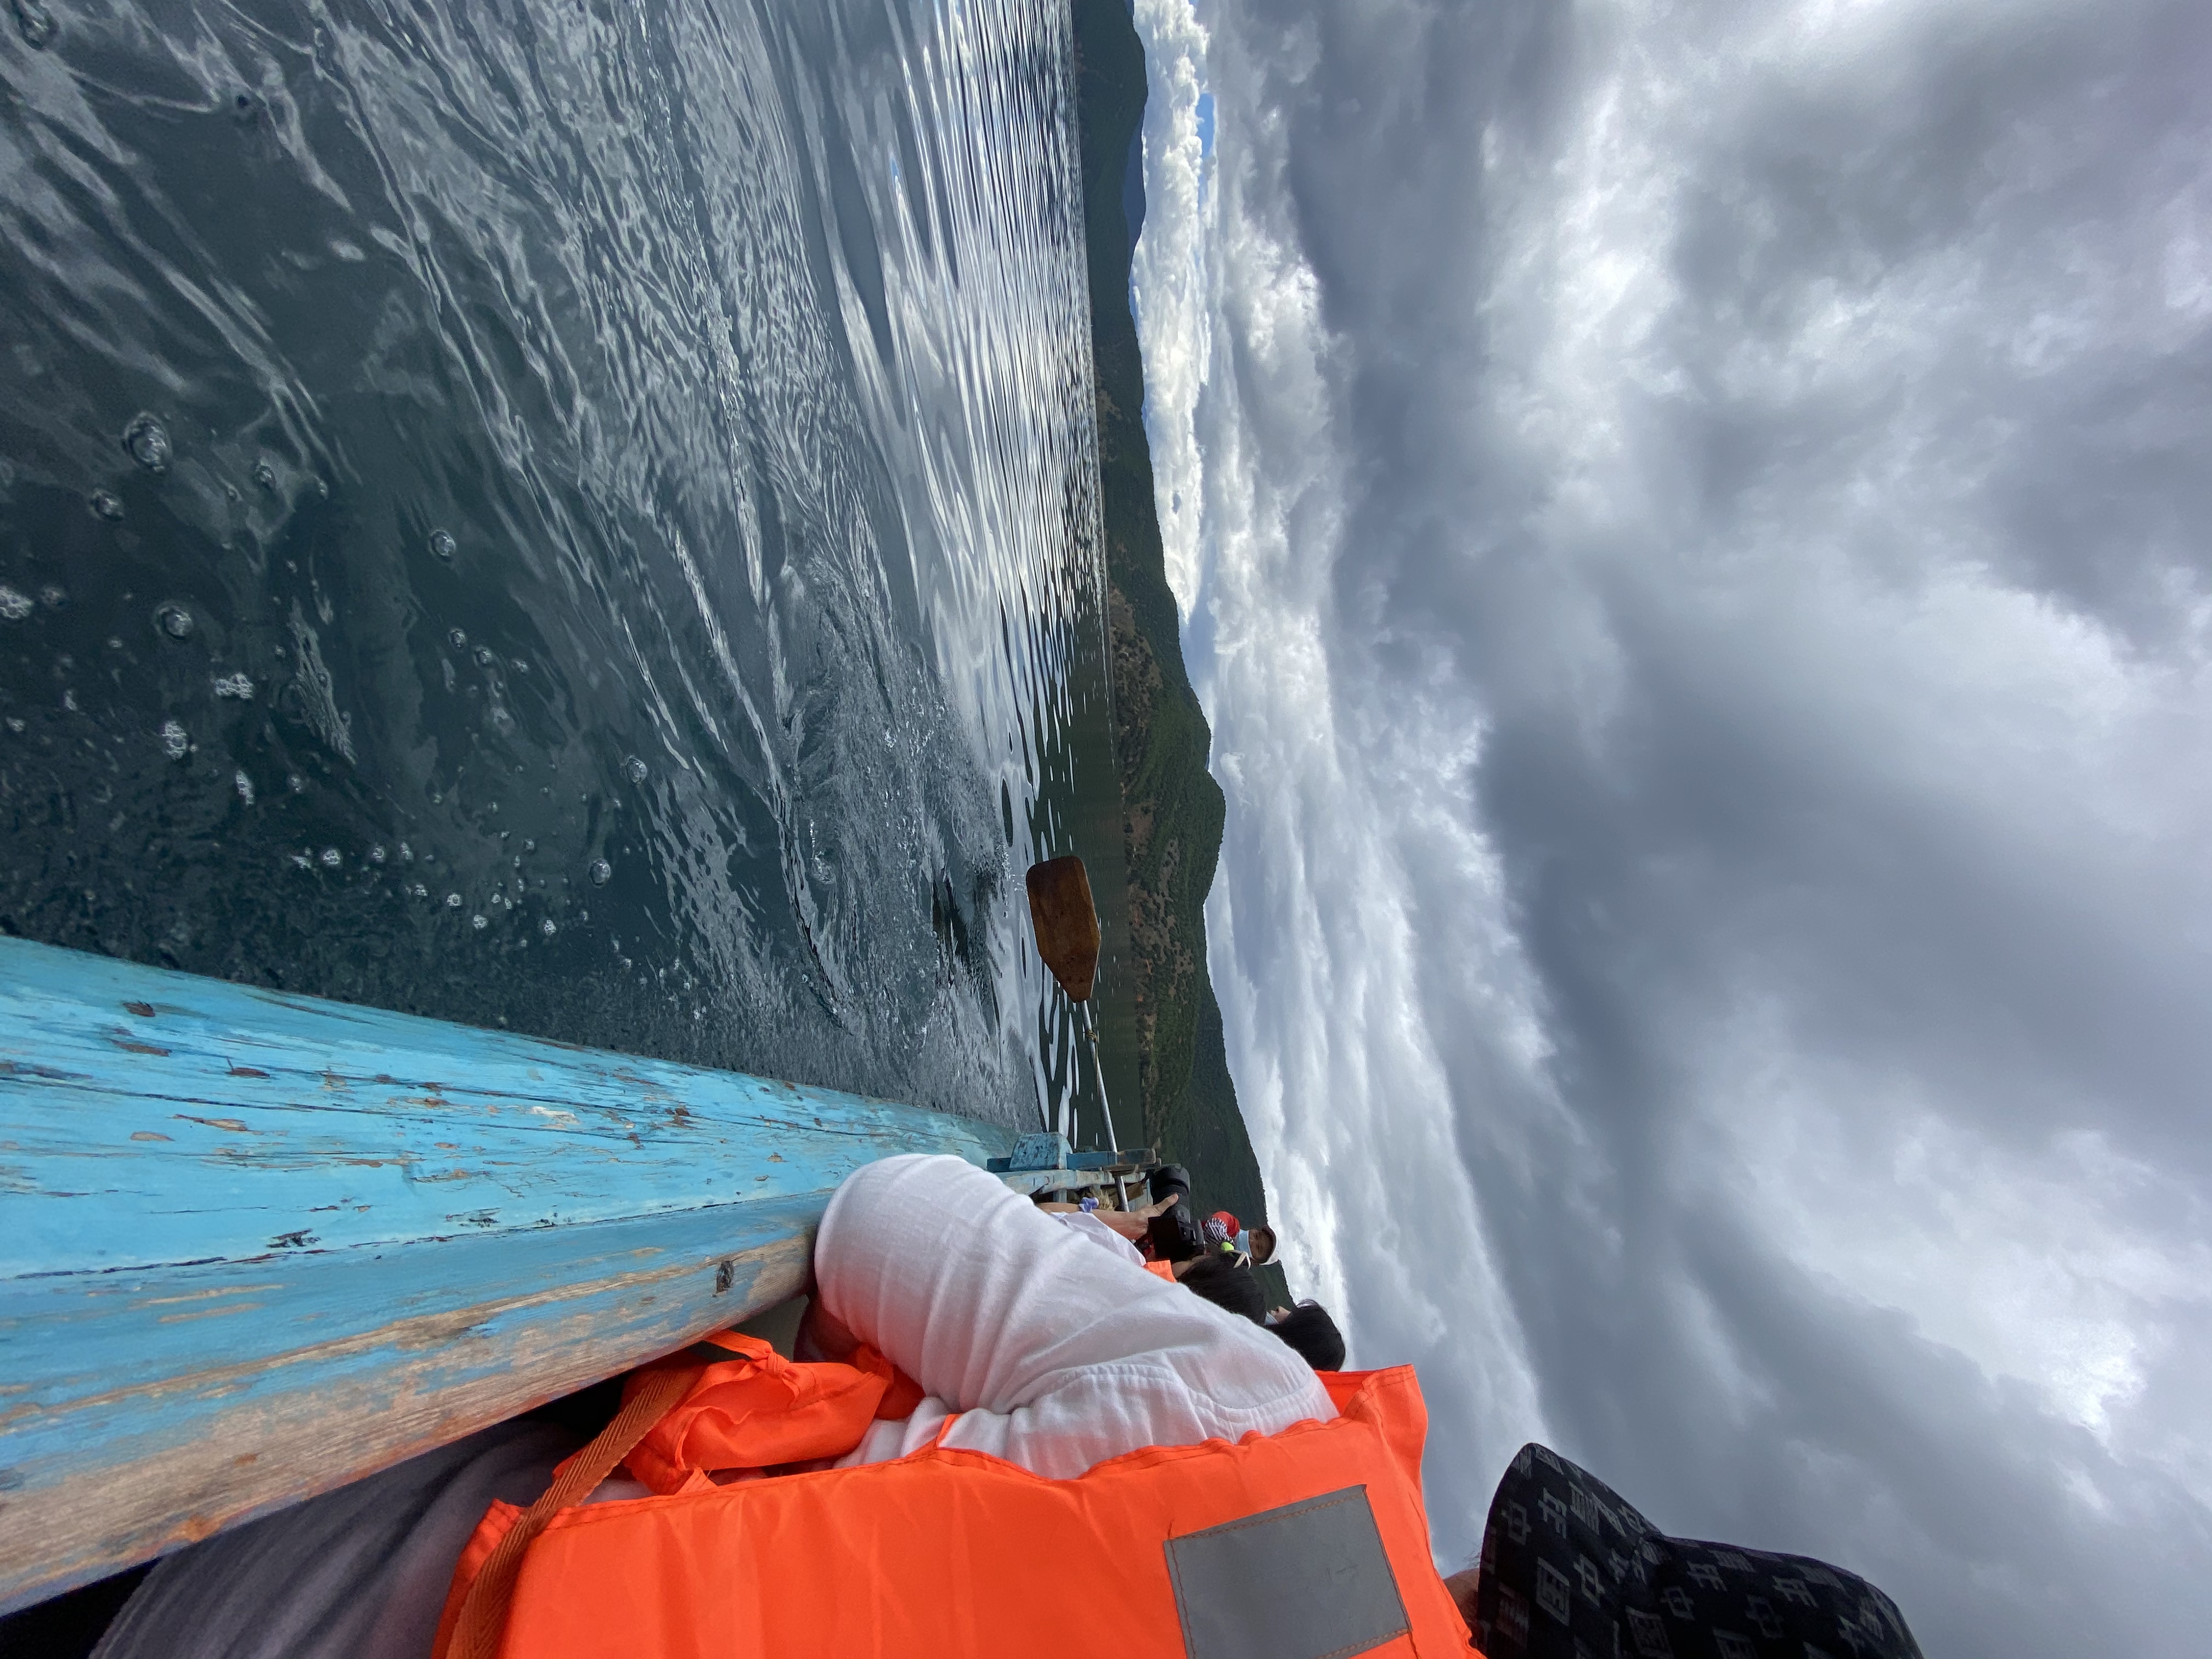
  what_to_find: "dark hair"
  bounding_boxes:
[1177,1254,1266,1323]
[1269,1301,1345,1371]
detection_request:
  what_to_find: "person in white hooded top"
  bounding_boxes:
[83,1154,1331,1659]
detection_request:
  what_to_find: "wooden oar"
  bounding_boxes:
[1024,856,1128,1203]
[1025,854,1100,1004]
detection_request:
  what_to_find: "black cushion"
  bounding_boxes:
[1475,1444,1923,1659]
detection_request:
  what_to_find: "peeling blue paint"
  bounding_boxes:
[0,939,1013,1613]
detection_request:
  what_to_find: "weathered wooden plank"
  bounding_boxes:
[0,939,1014,1613]
[1068,1147,1153,1171]
[1008,1131,1075,1170]
[994,1166,1115,1197]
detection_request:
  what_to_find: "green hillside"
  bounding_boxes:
[1070,0,1267,1231]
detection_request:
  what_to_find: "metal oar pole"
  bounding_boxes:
[1024,854,1135,1212]
[1084,1002,1131,1211]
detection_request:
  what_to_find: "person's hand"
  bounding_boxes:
[1442,1567,1480,1632]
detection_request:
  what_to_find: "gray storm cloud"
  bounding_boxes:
[1129,0,2212,1655]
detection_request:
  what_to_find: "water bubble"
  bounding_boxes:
[473,646,495,668]
[286,773,304,793]
[290,851,313,871]
[0,586,30,622]
[411,882,428,898]
[444,892,462,908]
[470,913,488,932]
[160,720,189,761]
[13,0,55,49]
[319,847,341,868]
[522,838,536,853]
[540,918,557,936]
[154,602,195,640]
[399,841,414,862]
[4,717,25,735]
[428,528,457,562]
[61,689,77,712]
[234,769,255,804]
[122,413,172,475]
[622,755,647,785]
[511,658,529,674]
[252,459,276,490]
[447,628,467,650]
[91,490,124,521]
[368,844,387,864]
[589,858,612,886]
[39,585,65,609]
[212,672,254,699]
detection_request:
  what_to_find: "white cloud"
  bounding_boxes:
[1130,0,1214,618]
[1698,1030,2212,1447]
[1136,0,1554,1565]
[1132,0,2212,1645]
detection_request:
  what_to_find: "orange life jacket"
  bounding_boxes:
[438,1334,1476,1659]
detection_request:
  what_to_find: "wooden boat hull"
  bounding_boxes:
[0,939,1012,1613]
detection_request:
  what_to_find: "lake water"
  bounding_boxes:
[0,0,1137,1139]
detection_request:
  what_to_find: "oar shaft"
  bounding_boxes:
[1083,1005,1132,1209]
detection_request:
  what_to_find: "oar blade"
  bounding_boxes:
[1025,855,1100,1002]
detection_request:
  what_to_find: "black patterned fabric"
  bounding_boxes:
[1472,1444,1923,1659]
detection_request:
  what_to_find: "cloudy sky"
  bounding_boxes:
[1125,0,2212,1652]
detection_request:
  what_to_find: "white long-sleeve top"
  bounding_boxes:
[817,1153,1334,1477]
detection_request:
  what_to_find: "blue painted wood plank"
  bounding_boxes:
[1008,1131,1074,1170]
[0,939,1014,1614]
[1068,1147,1153,1171]
[995,1167,1114,1197]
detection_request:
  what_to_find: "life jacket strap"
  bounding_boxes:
[448,1362,701,1659]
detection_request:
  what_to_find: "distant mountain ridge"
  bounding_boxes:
[1069,0,1268,1234]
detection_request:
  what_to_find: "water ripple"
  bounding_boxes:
[0,0,1127,1127]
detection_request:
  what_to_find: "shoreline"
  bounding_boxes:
[1069,0,1271,1242]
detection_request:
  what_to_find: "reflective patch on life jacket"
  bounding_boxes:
[1163,1484,1410,1659]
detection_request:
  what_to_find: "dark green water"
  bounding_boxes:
[0,0,1137,1139]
